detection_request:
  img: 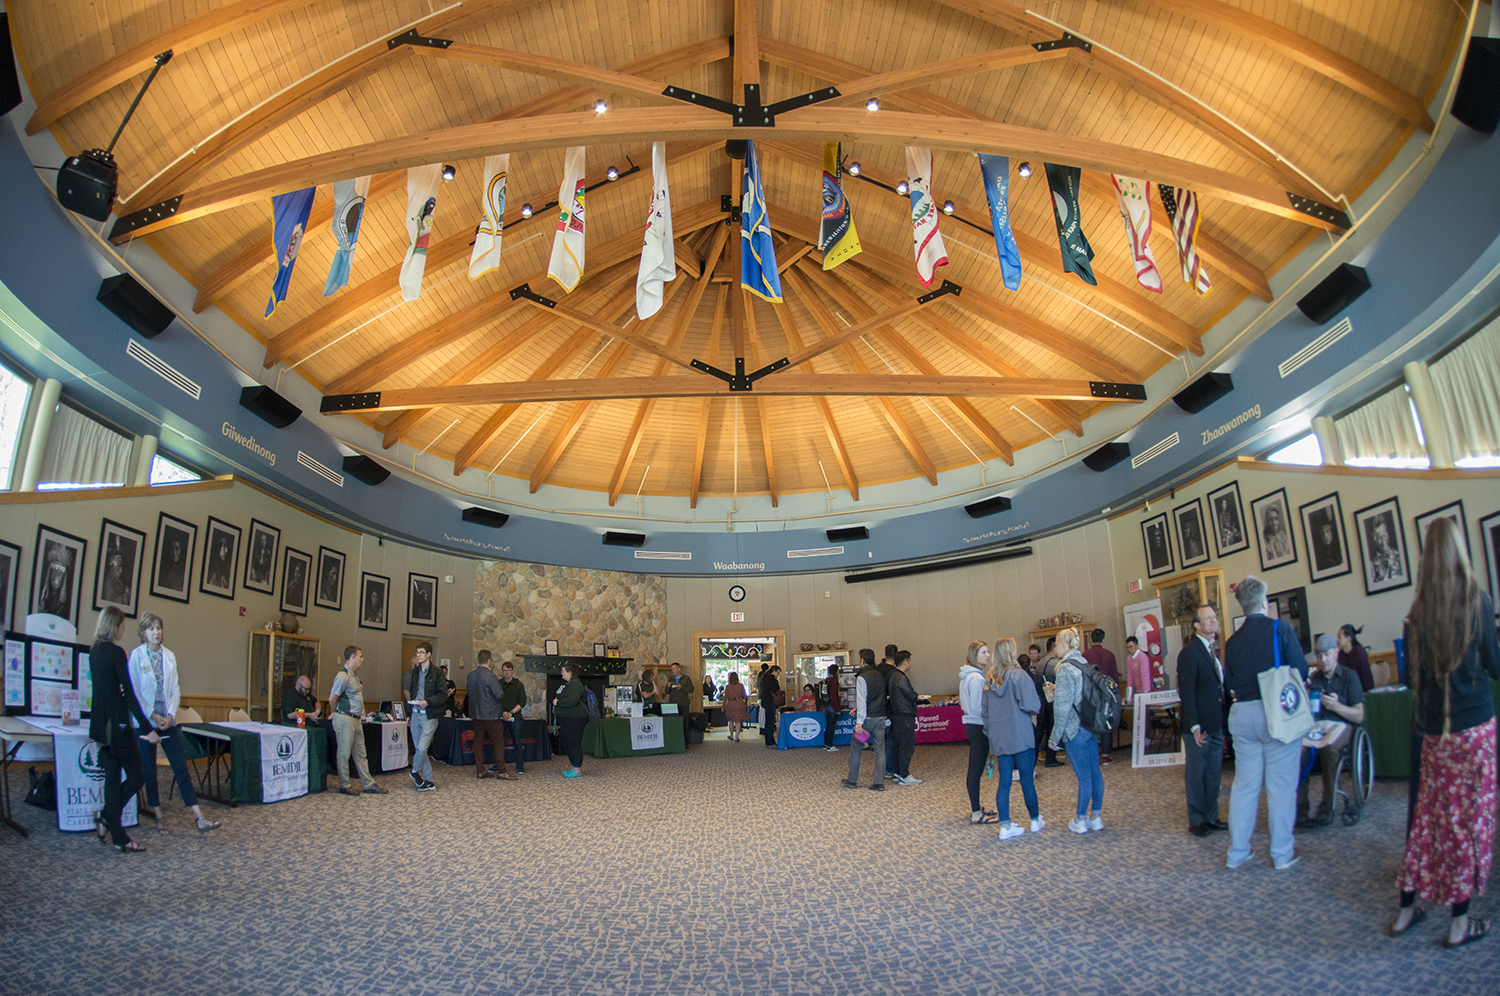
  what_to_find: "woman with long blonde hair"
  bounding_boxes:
[960,640,995,823]
[1389,517,1500,947]
[982,638,1043,839]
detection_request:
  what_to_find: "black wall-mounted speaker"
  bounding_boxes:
[461,506,509,529]
[826,525,869,543]
[97,273,174,338]
[603,530,646,548]
[239,385,301,429]
[1297,263,1371,324]
[1082,442,1131,473]
[1173,372,1234,414]
[0,15,22,117]
[57,152,118,222]
[963,495,1012,519]
[342,455,390,486]
[1451,37,1500,134]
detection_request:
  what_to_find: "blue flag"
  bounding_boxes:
[265,186,316,317]
[740,141,782,303]
[976,154,1022,291]
[322,176,369,296]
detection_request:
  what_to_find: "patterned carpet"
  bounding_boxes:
[1,732,1494,996]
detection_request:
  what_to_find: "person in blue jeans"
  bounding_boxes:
[1048,628,1104,833]
[983,638,1044,839]
[402,642,447,791]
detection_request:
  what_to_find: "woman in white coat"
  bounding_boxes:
[128,612,221,832]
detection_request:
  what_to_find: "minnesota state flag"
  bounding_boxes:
[265,186,315,317]
[740,140,782,302]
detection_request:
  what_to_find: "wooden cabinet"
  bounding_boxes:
[247,631,319,723]
[1153,567,1226,646]
[1027,623,1097,656]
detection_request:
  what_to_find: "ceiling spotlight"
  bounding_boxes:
[1017,161,1032,178]
[895,180,909,195]
[440,163,456,182]
[866,97,880,112]
[520,203,534,219]
[847,161,861,176]
[606,165,619,181]
[942,200,955,215]
[593,98,608,113]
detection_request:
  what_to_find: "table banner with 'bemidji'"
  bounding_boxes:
[220,721,308,801]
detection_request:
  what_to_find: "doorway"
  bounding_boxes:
[691,628,786,710]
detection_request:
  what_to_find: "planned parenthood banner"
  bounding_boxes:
[221,721,308,801]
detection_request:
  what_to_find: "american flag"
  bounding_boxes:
[1158,185,1211,295]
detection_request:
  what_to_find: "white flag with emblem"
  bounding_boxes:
[399,164,442,301]
[547,146,587,292]
[468,154,509,279]
[636,142,676,319]
[906,146,948,288]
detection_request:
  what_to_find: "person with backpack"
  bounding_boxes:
[1035,637,1062,768]
[1048,628,1107,833]
[552,662,589,778]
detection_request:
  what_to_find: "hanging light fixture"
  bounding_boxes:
[606,165,619,180]
[847,161,861,176]
[440,164,456,182]
[520,203,534,219]
[942,200,955,215]
[866,97,880,111]
[1017,161,1033,178]
[895,180,909,195]
[593,98,608,113]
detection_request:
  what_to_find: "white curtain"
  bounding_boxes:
[1335,384,1424,461]
[1427,317,1500,460]
[38,404,132,488]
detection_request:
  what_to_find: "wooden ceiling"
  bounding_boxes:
[11,0,1466,506]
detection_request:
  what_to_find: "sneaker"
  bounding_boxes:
[563,769,582,778]
[901,775,923,785]
[885,772,897,780]
[999,823,1026,840]
[1274,853,1301,871]
[409,769,423,789]
[1101,755,1114,765]
[1068,817,1090,834]
[1088,815,1103,832]
[824,745,838,752]
[1030,817,1046,833]
[417,780,437,792]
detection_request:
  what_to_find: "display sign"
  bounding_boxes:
[25,718,138,832]
[381,721,409,770]
[630,715,664,750]
[221,720,309,801]
[1130,689,1186,768]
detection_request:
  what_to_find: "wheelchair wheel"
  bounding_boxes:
[1352,726,1374,805]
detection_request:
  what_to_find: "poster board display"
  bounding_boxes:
[1130,689,1185,768]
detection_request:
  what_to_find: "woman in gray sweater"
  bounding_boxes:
[982,638,1043,840]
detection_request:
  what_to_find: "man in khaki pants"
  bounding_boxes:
[329,645,387,796]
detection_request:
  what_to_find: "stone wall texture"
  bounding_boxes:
[473,560,667,714]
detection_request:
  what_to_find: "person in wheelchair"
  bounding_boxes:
[1297,633,1366,828]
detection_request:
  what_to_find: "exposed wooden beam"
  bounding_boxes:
[744,306,780,506]
[527,341,637,492]
[415,42,686,105]
[833,44,1068,104]
[690,286,729,507]
[735,0,761,90]
[778,292,937,370]
[762,292,858,499]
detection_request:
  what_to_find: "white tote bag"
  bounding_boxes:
[1257,620,1314,744]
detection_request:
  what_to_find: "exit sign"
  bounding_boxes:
[730,611,745,622]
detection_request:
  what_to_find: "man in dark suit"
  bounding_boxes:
[1177,604,1226,837]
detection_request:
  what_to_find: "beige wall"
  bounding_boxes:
[0,481,479,702]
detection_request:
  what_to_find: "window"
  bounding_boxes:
[35,403,131,490]
[0,360,31,489]
[1266,434,1322,466]
[150,453,202,485]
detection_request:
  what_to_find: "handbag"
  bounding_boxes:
[1257,620,1314,744]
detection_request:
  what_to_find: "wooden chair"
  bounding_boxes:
[227,708,250,722]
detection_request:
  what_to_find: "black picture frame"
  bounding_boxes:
[31,525,87,630]
[314,546,345,611]
[1141,512,1175,578]
[93,519,145,617]
[358,573,389,631]
[0,538,22,633]
[1298,492,1352,583]
[407,572,438,627]
[149,513,197,604]
[1250,488,1297,572]
[1173,497,1210,568]
[280,547,313,616]
[1267,586,1312,654]
[243,519,280,595]
[1353,496,1412,595]
[1207,480,1249,558]
[198,517,241,600]
[1480,510,1500,602]
[1413,500,1469,558]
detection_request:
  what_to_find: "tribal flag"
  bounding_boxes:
[322,175,369,296]
[264,186,315,317]
[399,164,442,302]
[467,154,509,280]
[1044,162,1097,286]
[976,153,1022,291]
[548,146,587,291]
[1110,175,1161,293]
[906,146,948,287]
[740,140,782,302]
[1158,185,1211,294]
[636,142,676,319]
[818,142,861,270]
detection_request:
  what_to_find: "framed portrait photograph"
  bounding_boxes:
[1207,480,1250,559]
[314,546,345,611]
[358,573,390,631]
[149,513,197,604]
[1266,586,1312,654]
[1479,510,1500,601]
[1413,500,1469,558]
[243,519,280,595]
[0,538,22,633]
[1173,498,1210,568]
[1141,512,1175,579]
[593,642,606,657]
[1250,488,1297,572]
[280,547,313,615]
[1298,492,1352,583]
[1353,496,1411,595]
[93,519,146,617]
[31,524,87,629]
[198,517,241,600]
[407,572,438,627]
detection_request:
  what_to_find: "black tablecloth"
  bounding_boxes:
[429,718,552,766]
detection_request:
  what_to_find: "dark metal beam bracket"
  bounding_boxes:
[662,82,841,127]
[1033,33,1091,54]
[691,356,791,391]
[1089,381,1148,401]
[918,280,961,304]
[109,196,182,240]
[321,391,381,414]
[510,283,556,307]
[388,29,453,50]
[1286,193,1352,230]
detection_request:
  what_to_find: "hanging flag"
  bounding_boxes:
[264,186,315,317]
[322,175,369,297]
[740,140,782,302]
[1044,162,1097,286]
[635,142,676,319]
[1158,185,1212,295]
[819,142,862,270]
[976,153,1022,291]
[399,164,442,302]
[1110,175,1162,293]
[906,146,948,288]
[467,154,509,280]
[547,146,587,292]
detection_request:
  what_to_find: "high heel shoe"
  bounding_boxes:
[113,840,146,853]
[93,811,108,844]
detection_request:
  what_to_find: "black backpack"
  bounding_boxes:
[584,687,602,722]
[1075,662,1122,736]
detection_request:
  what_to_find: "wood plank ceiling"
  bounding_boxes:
[11,0,1465,506]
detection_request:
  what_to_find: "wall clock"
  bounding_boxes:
[729,584,746,602]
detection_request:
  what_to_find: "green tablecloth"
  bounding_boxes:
[581,717,686,757]
[1362,680,1500,780]
[182,723,327,802]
